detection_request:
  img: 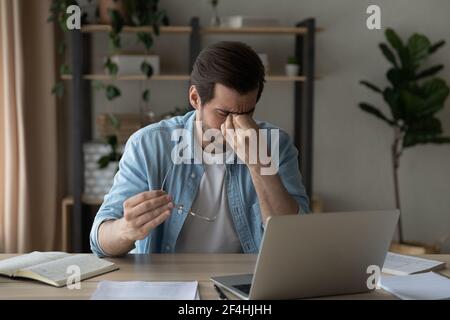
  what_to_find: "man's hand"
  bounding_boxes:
[119,190,173,241]
[221,114,263,167]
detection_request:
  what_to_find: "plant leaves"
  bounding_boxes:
[106,85,121,101]
[379,43,398,68]
[407,33,431,67]
[137,32,154,50]
[385,28,404,52]
[108,113,121,131]
[97,155,111,169]
[104,58,119,76]
[359,103,395,126]
[52,82,65,98]
[414,65,444,80]
[429,40,445,54]
[142,89,150,102]
[141,61,154,78]
[360,80,382,93]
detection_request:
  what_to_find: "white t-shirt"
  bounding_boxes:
[175,125,242,253]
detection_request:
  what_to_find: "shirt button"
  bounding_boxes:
[190,173,196,179]
[165,245,171,252]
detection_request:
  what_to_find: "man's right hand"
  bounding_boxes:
[119,190,173,241]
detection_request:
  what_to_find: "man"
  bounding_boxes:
[90,41,309,257]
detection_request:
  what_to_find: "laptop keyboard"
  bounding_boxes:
[233,284,252,295]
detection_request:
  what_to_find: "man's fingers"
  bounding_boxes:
[124,190,166,209]
[133,203,173,228]
[141,210,171,234]
[127,194,172,219]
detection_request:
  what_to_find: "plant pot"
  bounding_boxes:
[285,64,300,77]
[98,0,129,24]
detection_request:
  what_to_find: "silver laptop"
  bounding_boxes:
[211,210,399,300]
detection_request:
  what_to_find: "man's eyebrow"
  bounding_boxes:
[217,107,255,115]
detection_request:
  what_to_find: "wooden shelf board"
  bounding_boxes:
[81,25,192,34]
[80,24,323,35]
[62,74,309,82]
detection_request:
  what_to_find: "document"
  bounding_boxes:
[91,281,199,300]
[382,252,446,275]
[380,272,450,300]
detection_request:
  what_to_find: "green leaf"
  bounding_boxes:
[383,87,402,120]
[104,58,119,76]
[106,85,121,101]
[407,33,431,67]
[401,90,424,117]
[387,68,403,87]
[52,82,65,98]
[379,43,398,68]
[60,64,70,75]
[97,155,111,169]
[385,28,404,52]
[108,114,121,131]
[137,32,154,50]
[359,103,395,126]
[414,65,444,80]
[141,61,154,78]
[142,89,150,102]
[427,136,450,144]
[360,80,382,93]
[429,40,445,54]
[107,135,118,148]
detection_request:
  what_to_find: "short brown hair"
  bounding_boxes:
[190,41,266,105]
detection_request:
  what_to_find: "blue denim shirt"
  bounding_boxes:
[90,111,309,257]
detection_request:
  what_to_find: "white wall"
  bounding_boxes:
[83,0,450,246]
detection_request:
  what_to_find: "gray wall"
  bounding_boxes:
[78,0,450,246]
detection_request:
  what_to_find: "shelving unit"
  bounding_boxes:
[67,17,319,252]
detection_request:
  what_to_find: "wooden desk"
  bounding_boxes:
[0,254,449,300]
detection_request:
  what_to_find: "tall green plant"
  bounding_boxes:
[359,28,450,243]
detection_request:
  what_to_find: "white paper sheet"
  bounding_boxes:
[91,281,199,300]
[380,272,450,300]
[382,252,446,275]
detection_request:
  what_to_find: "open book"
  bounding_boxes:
[0,251,118,287]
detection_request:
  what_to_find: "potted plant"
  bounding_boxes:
[359,28,450,247]
[98,0,129,24]
[285,56,300,77]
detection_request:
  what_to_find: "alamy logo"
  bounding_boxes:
[366,265,381,290]
[366,5,381,30]
[66,5,81,30]
[66,265,81,290]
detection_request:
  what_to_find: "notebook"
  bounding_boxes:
[91,281,200,300]
[0,251,118,287]
[380,272,450,300]
[382,252,446,275]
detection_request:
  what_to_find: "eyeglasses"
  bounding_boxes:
[160,166,217,223]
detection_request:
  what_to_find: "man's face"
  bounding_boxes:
[190,83,258,131]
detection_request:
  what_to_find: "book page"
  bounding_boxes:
[0,252,68,277]
[20,254,117,286]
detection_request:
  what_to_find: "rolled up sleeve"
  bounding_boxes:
[89,134,149,257]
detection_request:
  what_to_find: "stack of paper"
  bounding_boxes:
[382,252,446,275]
[380,272,450,300]
[91,281,199,300]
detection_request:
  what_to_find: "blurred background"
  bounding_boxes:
[0,0,449,254]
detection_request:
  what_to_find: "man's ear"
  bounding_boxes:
[189,85,202,110]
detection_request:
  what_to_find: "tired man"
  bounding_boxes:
[90,41,309,257]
